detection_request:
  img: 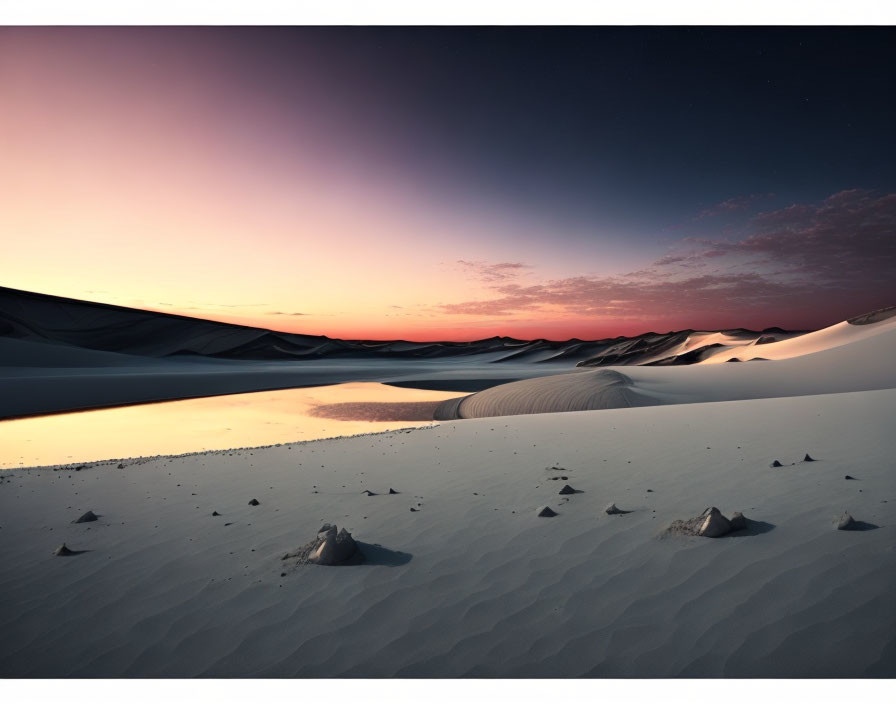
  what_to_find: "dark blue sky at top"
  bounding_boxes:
[220,26,896,252]
[4,25,892,333]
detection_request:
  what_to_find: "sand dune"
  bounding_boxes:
[435,369,652,419]
[0,286,818,420]
[437,314,896,419]
[700,316,896,363]
[0,388,892,677]
[574,328,807,367]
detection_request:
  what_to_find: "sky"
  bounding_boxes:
[1,26,894,340]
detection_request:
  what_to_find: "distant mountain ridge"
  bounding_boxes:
[0,286,809,365]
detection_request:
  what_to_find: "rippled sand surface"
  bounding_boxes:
[0,389,893,677]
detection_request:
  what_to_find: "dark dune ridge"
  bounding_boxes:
[848,305,896,325]
[0,285,807,364]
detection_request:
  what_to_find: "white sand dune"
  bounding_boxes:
[437,315,896,419]
[0,388,893,677]
[699,316,896,363]
[1,286,815,418]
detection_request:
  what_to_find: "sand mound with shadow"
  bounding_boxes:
[435,369,650,419]
[282,524,362,566]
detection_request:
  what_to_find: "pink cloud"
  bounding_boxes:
[443,189,895,329]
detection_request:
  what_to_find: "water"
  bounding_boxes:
[0,382,467,468]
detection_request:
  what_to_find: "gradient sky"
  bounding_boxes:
[2,27,894,340]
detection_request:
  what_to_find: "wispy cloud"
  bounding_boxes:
[455,260,532,283]
[444,189,896,325]
[696,193,776,219]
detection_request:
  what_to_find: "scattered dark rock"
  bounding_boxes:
[248,499,260,506]
[409,507,418,512]
[388,488,399,494]
[212,511,221,516]
[803,453,816,462]
[117,463,125,469]
[646,489,654,492]
[537,506,558,517]
[362,490,378,497]
[73,511,98,524]
[605,503,632,515]
[770,460,783,468]
[558,484,579,495]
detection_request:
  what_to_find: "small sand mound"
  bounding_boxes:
[54,543,81,556]
[435,368,650,419]
[770,460,783,468]
[212,511,221,516]
[665,507,746,538]
[605,503,632,515]
[728,511,747,532]
[282,524,362,566]
[837,513,857,530]
[248,499,260,506]
[388,488,399,495]
[558,484,578,495]
[756,335,777,344]
[73,510,98,524]
[803,453,816,462]
[362,490,378,496]
[537,506,557,517]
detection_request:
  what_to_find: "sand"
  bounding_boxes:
[437,314,896,419]
[0,388,893,677]
[0,285,812,419]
